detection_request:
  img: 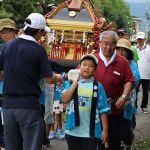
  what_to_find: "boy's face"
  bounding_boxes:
[80,59,96,79]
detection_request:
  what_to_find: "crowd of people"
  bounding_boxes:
[0,12,150,150]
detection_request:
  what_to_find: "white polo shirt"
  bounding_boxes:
[136,43,150,79]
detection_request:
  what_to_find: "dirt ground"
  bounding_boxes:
[134,91,150,141]
[134,107,150,140]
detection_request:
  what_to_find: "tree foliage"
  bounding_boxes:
[0,0,37,26]
[0,0,132,32]
[148,31,150,38]
[0,0,65,26]
[88,0,132,32]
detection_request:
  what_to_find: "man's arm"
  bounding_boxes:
[44,73,62,84]
[115,81,132,109]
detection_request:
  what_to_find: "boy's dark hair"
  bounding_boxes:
[80,56,97,68]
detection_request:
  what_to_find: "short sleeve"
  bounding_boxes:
[38,48,53,78]
[97,83,109,114]
[130,60,140,82]
[61,80,71,94]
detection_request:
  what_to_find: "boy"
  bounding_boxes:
[61,54,109,150]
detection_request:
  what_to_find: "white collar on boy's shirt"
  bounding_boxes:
[18,34,37,43]
[99,48,116,67]
[79,77,94,83]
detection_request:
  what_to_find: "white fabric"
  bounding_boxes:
[136,31,145,39]
[45,83,54,88]
[19,34,37,43]
[23,13,51,32]
[99,48,116,67]
[137,44,150,79]
[81,54,98,64]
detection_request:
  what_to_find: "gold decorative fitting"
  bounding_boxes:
[69,11,76,17]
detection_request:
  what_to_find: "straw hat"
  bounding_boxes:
[116,39,131,51]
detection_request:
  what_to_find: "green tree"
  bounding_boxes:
[0,0,132,32]
[32,0,64,15]
[148,31,150,40]
[88,0,132,32]
[0,0,64,26]
[0,0,37,26]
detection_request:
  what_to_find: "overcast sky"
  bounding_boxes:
[125,0,150,3]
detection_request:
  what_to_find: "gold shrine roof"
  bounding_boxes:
[47,19,94,32]
[52,8,92,22]
[46,1,97,32]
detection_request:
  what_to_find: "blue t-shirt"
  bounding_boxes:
[0,38,53,109]
[123,60,140,120]
[130,60,140,83]
[65,77,109,138]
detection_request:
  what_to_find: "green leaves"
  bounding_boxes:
[88,0,132,33]
[0,0,63,26]
[0,0,132,33]
[0,0,37,26]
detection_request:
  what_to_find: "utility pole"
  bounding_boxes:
[145,0,150,38]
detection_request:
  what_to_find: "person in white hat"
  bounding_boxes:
[136,31,150,114]
[0,13,61,150]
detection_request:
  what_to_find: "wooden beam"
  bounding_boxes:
[68,0,82,11]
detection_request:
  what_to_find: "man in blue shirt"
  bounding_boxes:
[0,13,61,150]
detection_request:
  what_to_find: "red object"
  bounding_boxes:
[94,52,134,98]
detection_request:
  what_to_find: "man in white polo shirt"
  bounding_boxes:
[136,31,150,113]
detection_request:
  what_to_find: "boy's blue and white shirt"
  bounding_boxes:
[54,83,64,101]
[64,77,109,139]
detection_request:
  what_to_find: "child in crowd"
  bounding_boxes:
[61,54,109,150]
[38,79,51,149]
[44,82,55,141]
[49,77,65,140]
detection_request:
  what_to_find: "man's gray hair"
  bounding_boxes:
[100,31,119,43]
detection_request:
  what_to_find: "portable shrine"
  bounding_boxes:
[45,0,106,72]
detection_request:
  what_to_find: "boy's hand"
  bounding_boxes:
[101,130,108,144]
[55,74,62,82]
[70,79,78,87]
